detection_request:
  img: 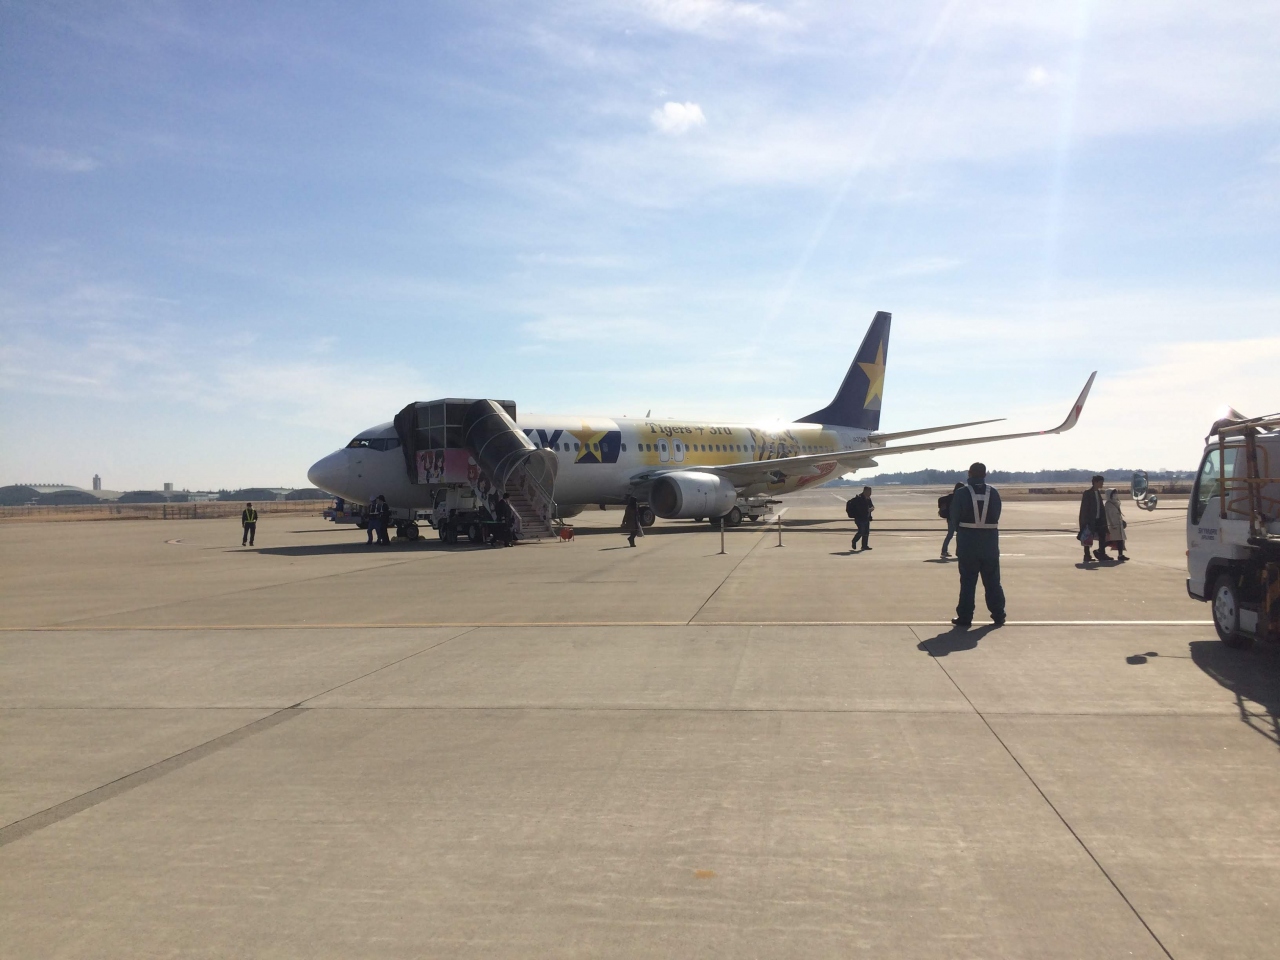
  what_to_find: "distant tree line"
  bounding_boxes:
[0,485,329,506]
[848,468,1196,486]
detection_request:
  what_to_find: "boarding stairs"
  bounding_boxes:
[462,399,559,541]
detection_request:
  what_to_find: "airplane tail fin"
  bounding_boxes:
[797,311,891,431]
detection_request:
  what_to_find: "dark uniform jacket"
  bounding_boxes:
[949,483,1001,559]
[241,507,257,525]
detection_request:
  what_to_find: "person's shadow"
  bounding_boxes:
[917,623,1001,657]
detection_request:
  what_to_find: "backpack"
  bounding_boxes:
[937,493,954,519]
[846,497,857,519]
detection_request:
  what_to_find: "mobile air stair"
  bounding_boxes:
[394,398,558,541]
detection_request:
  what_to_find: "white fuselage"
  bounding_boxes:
[307,415,874,510]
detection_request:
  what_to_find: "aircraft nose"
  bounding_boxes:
[307,451,348,494]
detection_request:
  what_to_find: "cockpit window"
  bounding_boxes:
[346,437,401,451]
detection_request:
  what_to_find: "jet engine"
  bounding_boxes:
[650,472,737,519]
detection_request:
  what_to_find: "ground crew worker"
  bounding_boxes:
[366,497,378,545]
[949,462,1005,627]
[849,486,874,551]
[241,502,258,546]
[374,494,391,545]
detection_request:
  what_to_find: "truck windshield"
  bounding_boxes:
[1190,446,1240,524]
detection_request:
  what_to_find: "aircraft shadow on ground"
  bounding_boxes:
[1189,640,1280,749]
[247,543,444,557]
[916,623,1001,657]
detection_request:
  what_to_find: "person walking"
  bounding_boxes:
[1078,475,1109,563]
[241,502,258,546]
[622,496,643,547]
[938,481,964,559]
[1104,488,1129,562]
[366,497,378,545]
[849,486,874,551]
[949,462,1006,627]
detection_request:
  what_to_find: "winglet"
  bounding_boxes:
[1049,372,1096,434]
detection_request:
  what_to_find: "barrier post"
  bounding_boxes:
[719,526,726,555]
[777,513,783,547]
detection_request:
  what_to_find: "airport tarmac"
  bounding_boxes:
[3,487,1279,958]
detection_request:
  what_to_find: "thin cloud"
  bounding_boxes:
[650,101,707,135]
[637,0,790,33]
[15,146,100,173]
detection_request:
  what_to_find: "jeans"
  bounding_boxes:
[851,520,870,549]
[941,522,956,554]
[957,554,1005,622]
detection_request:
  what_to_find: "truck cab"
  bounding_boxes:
[1187,414,1280,646]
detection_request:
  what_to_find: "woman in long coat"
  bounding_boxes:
[1104,489,1128,562]
[621,496,644,548]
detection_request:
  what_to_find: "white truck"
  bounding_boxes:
[1187,413,1280,647]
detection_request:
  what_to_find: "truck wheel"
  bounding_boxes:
[406,523,420,541]
[639,506,656,527]
[468,523,483,544]
[725,506,743,527]
[1212,573,1251,649]
[438,523,449,541]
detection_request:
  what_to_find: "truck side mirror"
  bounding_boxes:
[1130,471,1148,499]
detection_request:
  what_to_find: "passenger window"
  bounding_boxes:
[574,443,580,451]
[621,443,627,452]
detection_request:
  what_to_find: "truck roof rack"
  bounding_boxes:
[1211,413,1280,439]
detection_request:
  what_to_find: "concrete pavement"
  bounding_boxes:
[3,489,1278,958]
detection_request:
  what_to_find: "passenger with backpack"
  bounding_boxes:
[847,487,874,551]
[937,482,964,560]
[931,483,962,560]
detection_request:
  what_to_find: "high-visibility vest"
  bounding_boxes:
[958,484,997,529]
[243,508,257,523]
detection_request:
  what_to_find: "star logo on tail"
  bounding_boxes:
[858,341,886,409]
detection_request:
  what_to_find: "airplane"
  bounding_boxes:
[307,311,1096,533]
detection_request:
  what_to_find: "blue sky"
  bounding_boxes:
[2,1,1278,490]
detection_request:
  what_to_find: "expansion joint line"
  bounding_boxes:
[686,529,768,625]
[910,627,1176,960]
[294,626,477,706]
[0,628,477,848]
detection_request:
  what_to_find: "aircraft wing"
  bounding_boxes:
[631,372,1096,489]
[869,417,1003,444]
